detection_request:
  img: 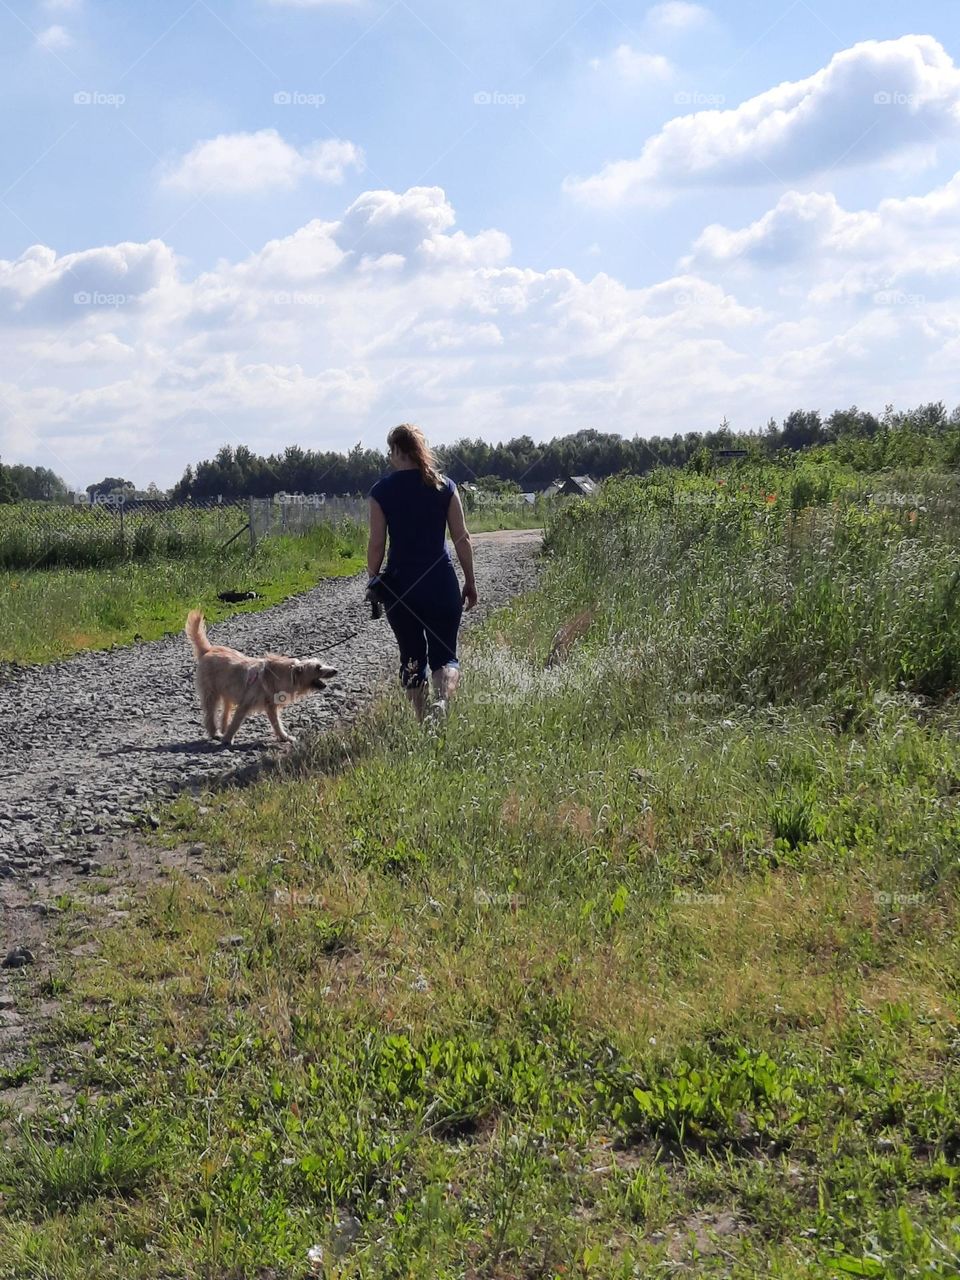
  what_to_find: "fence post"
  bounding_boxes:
[248,497,256,552]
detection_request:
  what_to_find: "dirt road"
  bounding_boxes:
[0,529,542,881]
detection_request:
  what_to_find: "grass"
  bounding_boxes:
[0,503,546,664]
[0,521,366,664]
[0,501,251,571]
[463,503,549,533]
[2,461,960,1277]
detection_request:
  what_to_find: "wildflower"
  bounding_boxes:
[766,493,777,503]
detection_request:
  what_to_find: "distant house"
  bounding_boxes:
[714,449,749,464]
[559,474,598,497]
[539,475,598,498]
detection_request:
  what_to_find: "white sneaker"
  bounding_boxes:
[426,697,448,725]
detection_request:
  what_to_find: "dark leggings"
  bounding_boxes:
[382,563,463,688]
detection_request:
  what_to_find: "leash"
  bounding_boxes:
[312,577,389,654]
[315,623,369,654]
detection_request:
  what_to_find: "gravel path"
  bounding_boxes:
[0,530,542,881]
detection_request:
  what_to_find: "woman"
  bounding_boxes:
[367,424,478,721]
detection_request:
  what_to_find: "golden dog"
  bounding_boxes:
[185,610,337,747]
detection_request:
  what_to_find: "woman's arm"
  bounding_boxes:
[446,487,478,610]
[367,497,387,578]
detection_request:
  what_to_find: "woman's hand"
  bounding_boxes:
[462,580,478,611]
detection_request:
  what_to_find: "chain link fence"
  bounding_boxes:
[0,494,368,570]
[248,495,368,542]
[0,485,556,571]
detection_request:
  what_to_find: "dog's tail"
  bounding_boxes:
[185,609,211,657]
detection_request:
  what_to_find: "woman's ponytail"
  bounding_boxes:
[387,423,443,488]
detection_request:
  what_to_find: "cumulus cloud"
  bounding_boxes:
[645,2,711,33]
[0,187,764,485]
[589,45,673,83]
[0,239,178,323]
[162,129,363,195]
[36,23,73,49]
[684,170,960,305]
[334,187,511,269]
[566,35,960,205]
[2,180,958,489]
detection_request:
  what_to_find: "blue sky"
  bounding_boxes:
[1,0,959,488]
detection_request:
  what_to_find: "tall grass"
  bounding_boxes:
[0,520,366,663]
[541,465,960,706]
[4,461,960,1278]
[0,502,250,571]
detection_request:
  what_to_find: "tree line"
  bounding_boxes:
[3,401,959,504]
[167,402,960,498]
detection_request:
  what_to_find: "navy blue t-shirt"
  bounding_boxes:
[369,470,456,578]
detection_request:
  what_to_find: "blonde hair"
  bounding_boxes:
[387,423,443,489]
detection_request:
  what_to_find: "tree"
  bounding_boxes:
[0,459,19,504]
[8,464,68,500]
[87,477,134,500]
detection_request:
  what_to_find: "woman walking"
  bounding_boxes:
[367,424,478,721]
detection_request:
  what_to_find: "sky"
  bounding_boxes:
[1,0,959,490]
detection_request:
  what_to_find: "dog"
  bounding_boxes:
[185,610,337,747]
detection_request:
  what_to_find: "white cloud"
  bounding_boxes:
[41,0,82,10]
[684,170,960,305]
[0,239,178,322]
[566,35,960,205]
[36,23,73,49]
[589,45,674,82]
[645,2,710,33]
[162,129,363,195]
[2,179,959,489]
